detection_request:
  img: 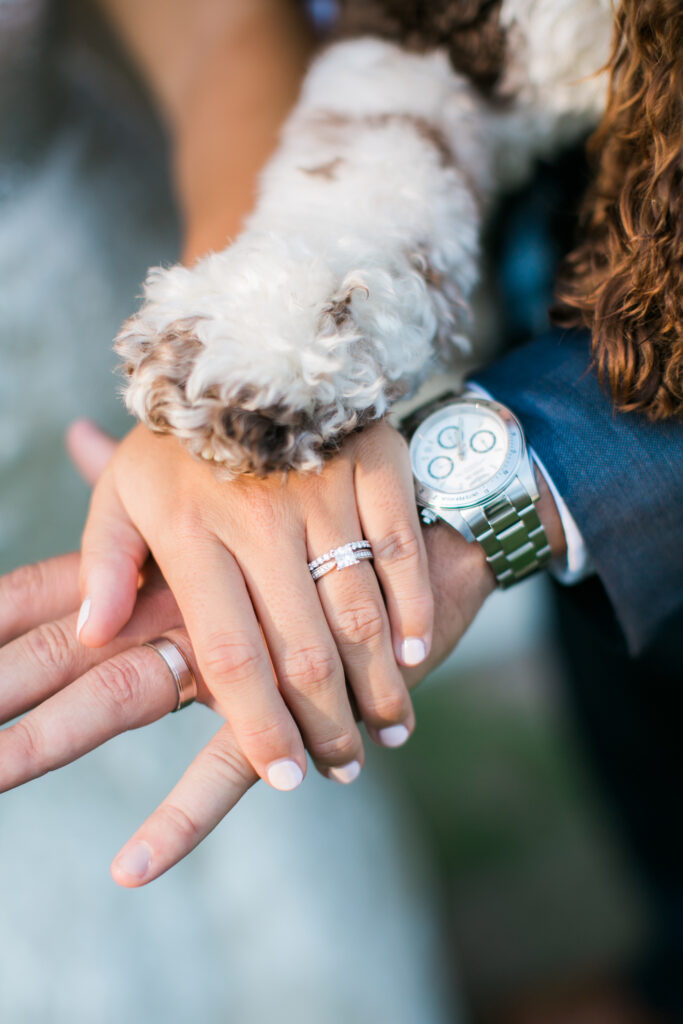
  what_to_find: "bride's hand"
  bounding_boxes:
[76,420,435,790]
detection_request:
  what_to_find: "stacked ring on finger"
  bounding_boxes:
[308,540,373,582]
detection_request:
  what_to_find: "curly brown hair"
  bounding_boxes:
[556,0,683,420]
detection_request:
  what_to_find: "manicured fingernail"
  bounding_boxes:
[328,760,361,785]
[266,759,304,792]
[378,724,411,748]
[76,597,91,639]
[400,637,427,666]
[114,840,152,881]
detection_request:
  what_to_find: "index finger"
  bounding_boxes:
[111,719,257,887]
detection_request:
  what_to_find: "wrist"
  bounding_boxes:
[534,465,567,561]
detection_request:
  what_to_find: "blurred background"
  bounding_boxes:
[0,2,650,1022]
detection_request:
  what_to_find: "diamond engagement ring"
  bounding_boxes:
[143,636,198,712]
[308,540,373,581]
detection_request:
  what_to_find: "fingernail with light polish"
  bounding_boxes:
[328,760,361,785]
[400,637,427,666]
[76,597,91,640]
[378,724,411,748]
[115,840,152,881]
[267,759,304,792]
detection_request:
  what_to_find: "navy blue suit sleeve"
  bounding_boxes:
[475,329,683,654]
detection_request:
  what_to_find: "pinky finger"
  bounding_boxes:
[111,722,257,888]
[354,430,433,668]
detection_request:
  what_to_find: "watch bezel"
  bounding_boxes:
[409,396,525,510]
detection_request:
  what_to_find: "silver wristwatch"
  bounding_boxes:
[403,391,551,588]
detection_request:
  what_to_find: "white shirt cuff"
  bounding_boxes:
[466,383,594,585]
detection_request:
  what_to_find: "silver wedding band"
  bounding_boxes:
[308,540,373,582]
[143,636,198,712]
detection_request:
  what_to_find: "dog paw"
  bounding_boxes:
[116,233,443,475]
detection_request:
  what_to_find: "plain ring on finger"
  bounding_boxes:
[143,637,198,712]
[308,540,373,581]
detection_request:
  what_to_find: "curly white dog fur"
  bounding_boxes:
[116,0,612,476]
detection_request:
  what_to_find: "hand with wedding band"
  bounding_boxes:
[0,524,492,887]
[0,552,251,885]
[75,418,434,791]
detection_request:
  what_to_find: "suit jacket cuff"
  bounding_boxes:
[473,330,683,654]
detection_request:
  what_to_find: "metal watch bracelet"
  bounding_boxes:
[458,476,551,588]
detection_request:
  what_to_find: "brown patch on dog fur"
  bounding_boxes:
[117,314,393,475]
[219,397,391,474]
[220,402,312,474]
[555,0,683,420]
[335,0,506,96]
[408,117,455,167]
[323,298,352,327]
[116,317,205,430]
[319,281,370,332]
[301,156,345,179]
[309,110,457,170]
[422,259,445,291]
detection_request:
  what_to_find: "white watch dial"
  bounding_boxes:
[411,402,510,500]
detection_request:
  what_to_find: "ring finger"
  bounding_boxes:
[306,511,415,750]
[0,566,181,727]
[0,626,257,885]
[0,629,189,794]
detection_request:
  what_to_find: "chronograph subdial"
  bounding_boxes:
[427,456,454,480]
[437,426,460,449]
[470,429,496,454]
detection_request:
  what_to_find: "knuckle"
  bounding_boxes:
[26,619,74,671]
[202,742,253,786]
[94,654,141,712]
[366,690,408,725]
[310,730,358,765]
[232,482,281,532]
[158,801,202,844]
[12,716,44,771]
[201,634,264,688]
[171,506,207,544]
[2,562,45,605]
[239,715,287,748]
[280,644,339,695]
[373,524,421,566]
[335,600,385,647]
[355,420,406,466]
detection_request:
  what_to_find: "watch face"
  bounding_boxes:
[409,399,523,507]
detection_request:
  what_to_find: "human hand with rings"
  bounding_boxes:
[0,420,496,887]
[75,417,435,791]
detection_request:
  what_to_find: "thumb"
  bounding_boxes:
[77,464,149,647]
[66,419,119,485]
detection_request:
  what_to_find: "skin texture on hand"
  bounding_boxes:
[0,516,474,887]
[78,421,435,790]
